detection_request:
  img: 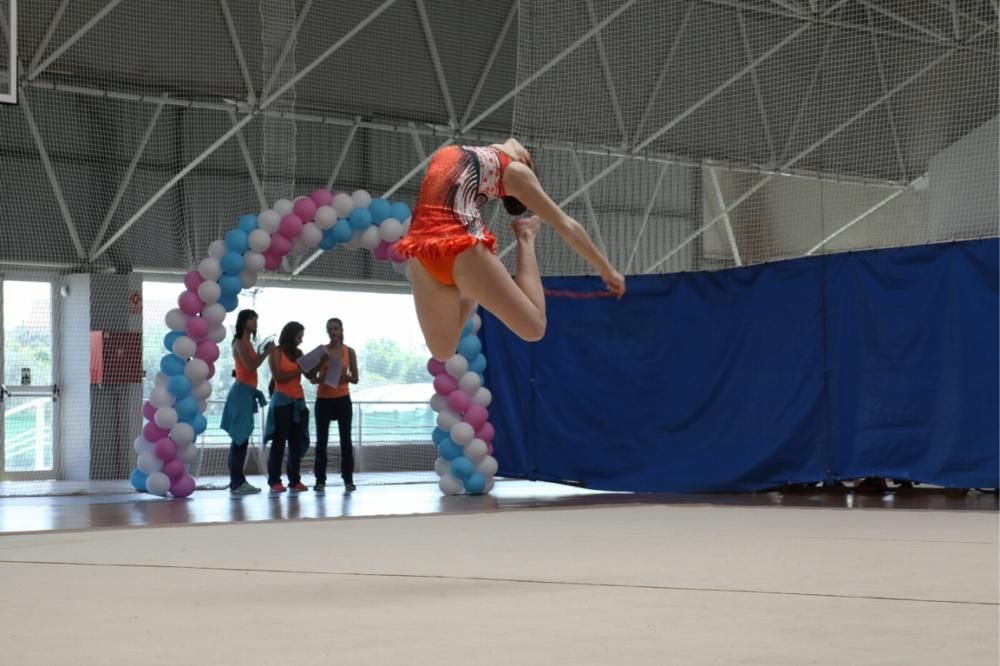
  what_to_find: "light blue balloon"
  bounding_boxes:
[461,319,474,337]
[237,214,258,233]
[219,293,239,312]
[431,427,449,445]
[457,335,482,361]
[220,251,244,274]
[348,208,372,231]
[163,331,183,353]
[469,353,487,374]
[368,198,391,224]
[130,468,148,492]
[218,274,242,297]
[464,473,486,494]
[390,201,411,222]
[319,228,337,250]
[332,218,354,242]
[438,438,463,461]
[167,374,192,399]
[450,456,475,480]
[160,354,185,376]
[225,229,249,254]
[175,396,199,420]
[190,413,208,435]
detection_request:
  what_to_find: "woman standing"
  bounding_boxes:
[220,309,270,495]
[313,318,359,493]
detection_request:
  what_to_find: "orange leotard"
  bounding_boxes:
[396,145,512,285]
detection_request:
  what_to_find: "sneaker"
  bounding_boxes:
[314,483,326,493]
[269,483,287,493]
[230,482,262,496]
[345,482,357,492]
[288,482,309,492]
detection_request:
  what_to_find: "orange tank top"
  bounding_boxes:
[317,345,351,399]
[233,337,258,388]
[274,349,304,399]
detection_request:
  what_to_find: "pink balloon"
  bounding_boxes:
[279,214,304,239]
[162,458,186,481]
[153,437,177,462]
[475,422,495,444]
[427,358,446,375]
[447,390,471,414]
[143,422,170,443]
[171,473,196,498]
[206,362,216,380]
[269,233,291,257]
[486,441,494,455]
[463,404,489,430]
[311,189,334,207]
[264,251,283,271]
[387,242,405,263]
[142,401,157,421]
[183,270,204,292]
[185,316,210,341]
[178,290,204,316]
[293,198,317,222]
[372,241,390,262]
[433,373,459,396]
[196,340,220,364]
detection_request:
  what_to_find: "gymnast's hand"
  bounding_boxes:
[602,268,626,299]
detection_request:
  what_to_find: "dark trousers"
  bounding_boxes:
[267,403,305,486]
[228,441,249,489]
[315,396,354,485]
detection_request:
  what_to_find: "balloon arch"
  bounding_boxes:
[130,189,498,498]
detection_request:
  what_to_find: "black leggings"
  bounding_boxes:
[267,403,306,486]
[314,396,354,484]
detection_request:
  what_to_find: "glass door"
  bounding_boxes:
[1,279,59,478]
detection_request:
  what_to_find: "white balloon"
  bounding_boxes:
[450,422,475,446]
[483,476,495,493]
[477,456,498,478]
[300,222,323,247]
[197,280,220,305]
[207,239,227,259]
[150,386,175,408]
[471,313,482,333]
[391,260,409,275]
[240,270,257,289]
[191,380,213,400]
[145,471,170,496]
[133,436,154,455]
[290,236,308,256]
[378,218,404,243]
[198,398,208,413]
[154,372,170,388]
[351,189,372,209]
[343,230,363,250]
[172,335,197,360]
[445,354,469,379]
[434,457,451,477]
[165,308,188,332]
[198,257,222,281]
[243,251,266,273]
[137,452,163,475]
[332,193,354,218]
[257,209,281,234]
[436,408,460,431]
[209,323,227,343]
[438,474,464,495]
[247,229,271,253]
[170,422,195,446]
[154,407,178,430]
[459,371,482,394]
[184,358,210,383]
[464,438,489,464]
[314,205,337,230]
[401,217,412,236]
[360,225,381,250]
[471,386,492,407]
[273,198,294,216]
[202,303,226,326]
[429,393,448,413]
[178,445,199,464]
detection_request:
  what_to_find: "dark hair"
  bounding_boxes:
[502,196,527,216]
[234,309,258,341]
[326,317,343,328]
[277,321,304,359]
